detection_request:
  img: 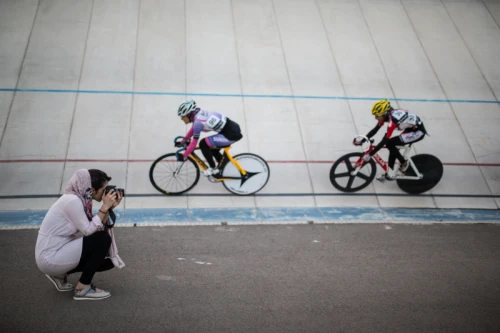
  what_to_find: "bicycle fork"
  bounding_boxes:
[174,147,189,177]
[350,158,369,176]
[174,161,185,177]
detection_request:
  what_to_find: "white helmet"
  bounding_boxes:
[177,100,197,117]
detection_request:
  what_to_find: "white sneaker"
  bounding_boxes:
[45,274,73,292]
[203,168,220,177]
[376,172,395,182]
[73,284,111,300]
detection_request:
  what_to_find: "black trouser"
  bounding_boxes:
[200,139,224,169]
[66,230,114,285]
[199,118,242,169]
[385,131,425,169]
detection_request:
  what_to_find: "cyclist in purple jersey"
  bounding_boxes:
[177,100,243,176]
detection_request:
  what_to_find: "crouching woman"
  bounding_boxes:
[35,169,125,300]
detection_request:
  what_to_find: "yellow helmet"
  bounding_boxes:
[371,99,391,116]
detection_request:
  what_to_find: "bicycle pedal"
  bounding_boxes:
[210,173,222,180]
[207,176,218,183]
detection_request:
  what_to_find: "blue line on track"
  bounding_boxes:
[1,88,499,104]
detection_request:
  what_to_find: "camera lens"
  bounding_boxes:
[104,185,125,197]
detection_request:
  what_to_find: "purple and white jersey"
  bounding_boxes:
[191,109,227,139]
[182,109,230,158]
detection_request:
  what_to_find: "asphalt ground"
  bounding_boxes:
[1,223,499,333]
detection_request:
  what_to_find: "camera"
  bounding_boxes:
[104,185,125,198]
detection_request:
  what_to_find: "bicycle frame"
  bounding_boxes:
[352,135,423,180]
[174,138,247,182]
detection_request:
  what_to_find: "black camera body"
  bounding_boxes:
[104,185,125,197]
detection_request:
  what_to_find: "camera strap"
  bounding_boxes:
[105,208,116,229]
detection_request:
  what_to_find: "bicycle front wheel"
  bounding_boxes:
[149,153,200,195]
[330,152,376,192]
[221,153,270,195]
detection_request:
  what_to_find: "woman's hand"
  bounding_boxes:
[102,190,116,211]
[112,191,123,209]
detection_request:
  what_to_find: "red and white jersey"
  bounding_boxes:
[380,109,421,138]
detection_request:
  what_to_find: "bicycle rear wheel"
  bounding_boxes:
[396,154,443,194]
[149,153,200,195]
[221,153,270,195]
[330,153,376,192]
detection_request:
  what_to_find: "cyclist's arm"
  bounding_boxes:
[182,122,203,158]
[366,122,382,139]
[370,137,388,156]
[184,126,194,141]
[369,121,397,156]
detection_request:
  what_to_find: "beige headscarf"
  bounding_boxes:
[65,169,125,269]
[64,169,94,221]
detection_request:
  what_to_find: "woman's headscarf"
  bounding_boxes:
[63,169,125,268]
[64,169,93,221]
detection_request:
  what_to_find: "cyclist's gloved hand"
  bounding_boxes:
[176,153,186,162]
[362,154,371,162]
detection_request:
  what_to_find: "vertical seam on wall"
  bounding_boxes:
[184,0,188,100]
[0,0,41,150]
[229,0,257,208]
[398,0,442,208]
[481,0,500,33]
[315,0,359,134]
[123,0,142,212]
[357,1,399,108]
[315,0,380,205]
[399,0,454,208]
[271,0,318,207]
[440,0,499,206]
[442,0,499,102]
[357,0,401,207]
[184,0,190,210]
[60,0,95,193]
[401,0,490,207]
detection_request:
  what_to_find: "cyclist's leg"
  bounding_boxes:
[399,130,425,170]
[386,136,406,170]
[212,149,223,165]
[200,139,217,169]
[400,130,425,145]
[202,134,235,169]
[374,136,404,181]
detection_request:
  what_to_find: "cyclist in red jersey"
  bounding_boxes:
[354,99,428,181]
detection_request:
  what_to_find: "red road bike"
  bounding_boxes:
[330,135,443,194]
